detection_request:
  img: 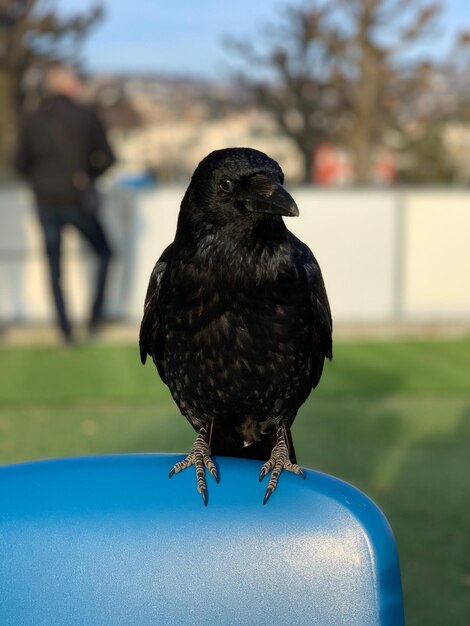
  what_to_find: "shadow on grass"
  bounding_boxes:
[293,396,470,626]
[385,406,470,626]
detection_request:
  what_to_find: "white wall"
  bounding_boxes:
[288,190,399,323]
[1,185,469,326]
[403,191,470,321]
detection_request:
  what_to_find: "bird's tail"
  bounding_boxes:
[210,421,297,464]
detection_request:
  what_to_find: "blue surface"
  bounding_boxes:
[0,454,404,625]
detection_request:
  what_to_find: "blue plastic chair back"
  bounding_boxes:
[0,454,404,625]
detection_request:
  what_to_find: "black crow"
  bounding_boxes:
[140,148,332,504]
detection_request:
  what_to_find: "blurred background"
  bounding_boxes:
[1,1,470,624]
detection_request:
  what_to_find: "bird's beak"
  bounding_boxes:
[244,181,299,217]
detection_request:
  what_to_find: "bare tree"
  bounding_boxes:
[342,0,442,184]
[227,0,463,184]
[227,5,350,183]
[0,0,103,175]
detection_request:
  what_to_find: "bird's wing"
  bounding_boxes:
[139,244,173,383]
[295,237,333,389]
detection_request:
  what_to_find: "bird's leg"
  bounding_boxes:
[168,424,219,505]
[259,422,305,504]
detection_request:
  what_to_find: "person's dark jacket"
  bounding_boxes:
[15,94,115,207]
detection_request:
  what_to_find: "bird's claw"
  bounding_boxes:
[259,425,305,504]
[259,459,273,482]
[263,486,276,505]
[260,458,305,504]
[168,427,218,505]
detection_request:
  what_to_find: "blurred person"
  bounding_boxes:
[14,64,115,345]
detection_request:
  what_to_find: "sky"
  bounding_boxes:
[61,0,470,79]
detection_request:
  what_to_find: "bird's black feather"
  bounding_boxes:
[140,148,332,463]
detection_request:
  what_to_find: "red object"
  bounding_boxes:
[313,145,396,186]
[313,145,352,185]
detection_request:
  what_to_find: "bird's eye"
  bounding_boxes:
[219,179,235,194]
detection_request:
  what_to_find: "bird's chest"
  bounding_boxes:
[163,255,305,351]
[161,260,311,411]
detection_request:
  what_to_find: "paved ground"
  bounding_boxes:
[0,323,138,347]
[2,321,469,347]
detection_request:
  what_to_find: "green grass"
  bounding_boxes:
[1,337,470,625]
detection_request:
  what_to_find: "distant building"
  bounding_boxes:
[82,70,470,187]
[84,73,304,183]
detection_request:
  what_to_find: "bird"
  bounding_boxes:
[139,147,332,505]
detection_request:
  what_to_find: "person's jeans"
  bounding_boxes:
[37,204,112,340]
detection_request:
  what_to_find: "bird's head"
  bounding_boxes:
[180,148,299,229]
